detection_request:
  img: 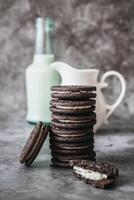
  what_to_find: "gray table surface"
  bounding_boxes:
[0,119,134,200]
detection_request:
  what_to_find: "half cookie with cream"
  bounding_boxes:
[70,160,119,189]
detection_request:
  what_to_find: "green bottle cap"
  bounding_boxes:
[44,17,54,54]
[45,17,54,32]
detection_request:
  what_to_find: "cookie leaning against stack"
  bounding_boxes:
[50,86,97,168]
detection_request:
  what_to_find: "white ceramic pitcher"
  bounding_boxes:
[51,62,126,131]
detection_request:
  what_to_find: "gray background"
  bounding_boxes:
[0,1,134,199]
[0,0,133,130]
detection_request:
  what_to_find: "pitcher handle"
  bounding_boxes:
[100,71,126,121]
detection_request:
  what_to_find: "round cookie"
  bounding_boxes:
[51,92,96,100]
[51,85,96,100]
[50,131,94,138]
[51,112,96,124]
[49,134,94,143]
[51,85,96,92]
[19,122,49,166]
[50,99,96,107]
[50,105,96,114]
[19,122,42,163]
[50,126,93,135]
[50,146,94,155]
[51,151,96,160]
[25,124,49,167]
[49,142,94,150]
[51,119,96,129]
[50,99,96,115]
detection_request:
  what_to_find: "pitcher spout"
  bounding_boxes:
[51,62,77,85]
[51,61,99,86]
[51,62,75,74]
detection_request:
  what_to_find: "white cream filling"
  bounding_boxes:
[52,91,70,94]
[74,166,107,181]
[52,91,87,94]
[56,105,92,110]
[59,119,90,123]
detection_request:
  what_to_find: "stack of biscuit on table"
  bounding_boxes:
[19,85,119,189]
[49,86,97,168]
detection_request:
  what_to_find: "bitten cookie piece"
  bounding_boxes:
[70,160,119,189]
[19,122,49,167]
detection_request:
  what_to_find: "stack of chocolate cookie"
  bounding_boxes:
[50,86,97,168]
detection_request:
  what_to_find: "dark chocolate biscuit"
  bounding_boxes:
[70,160,119,189]
[50,99,96,107]
[50,130,94,138]
[50,99,96,115]
[50,131,94,138]
[51,86,96,100]
[51,151,96,160]
[19,122,43,163]
[50,146,94,155]
[50,142,94,150]
[51,93,96,100]
[49,134,94,143]
[51,119,96,129]
[50,126,93,135]
[51,86,96,92]
[50,105,96,114]
[19,122,49,166]
[51,112,96,124]
[25,125,49,167]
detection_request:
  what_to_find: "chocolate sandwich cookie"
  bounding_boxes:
[51,151,96,160]
[50,99,96,115]
[50,142,94,150]
[50,99,96,108]
[50,105,96,114]
[51,86,96,100]
[51,93,96,100]
[51,112,96,124]
[51,119,96,129]
[50,131,94,138]
[70,160,119,189]
[50,130,94,139]
[19,122,49,167]
[19,122,42,163]
[49,134,94,143]
[51,86,96,92]
[50,126,93,135]
[50,146,94,155]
